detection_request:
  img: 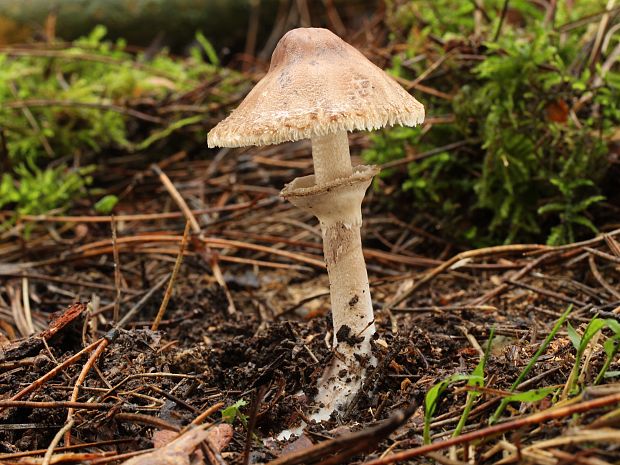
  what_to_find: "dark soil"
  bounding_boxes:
[2,171,619,464]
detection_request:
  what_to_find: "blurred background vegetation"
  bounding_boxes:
[0,0,618,246]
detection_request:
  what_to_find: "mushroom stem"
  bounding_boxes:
[312,184,376,419]
[281,163,379,419]
[311,131,352,185]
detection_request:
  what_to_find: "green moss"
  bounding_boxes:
[0,25,242,228]
[367,0,618,245]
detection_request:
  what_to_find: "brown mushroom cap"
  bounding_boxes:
[207,27,424,148]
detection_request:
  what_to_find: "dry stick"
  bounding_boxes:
[604,234,620,256]
[527,227,620,256]
[383,244,546,311]
[151,164,200,233]
[21,276,35,335]
[585,246,620,265]
[265,406,415,465]
[0,439,133,460]
[380,140,471,170]
[64,339,109,446]
[152,163,237,314]
[3,339,102,406]
[471,251,559,306]
[152,221,190,331]
[587,0,615,69]
[71,234,324,267]
[87,449,155,465]
[244,386,267,465]
[63,274,169,445]
[0,400,112,409]
[0,272,140,294]
[507,279,587,306]
[42,419,74,465]
[202,237,324,268]
[111,217,122,323]
[362,392,620,465]
[147,385,198,414]
[5,99,163,123]
[116,273,170,328]
[588,254,620,300]
[20,199,267,223]
[180,402,224,434]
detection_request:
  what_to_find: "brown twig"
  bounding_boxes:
[64,338,110,445]
[265,403,417,465]
[471,251,559,306]
[362,392,620,465]
[588,254,620,300]
[42,419,74,465]
[111,218,122,323]
[0,439,133,460]
[151,164,201,233]
[152,221,190,331]
[19,199,272,223]
[5,99,164,123]
[379,140,472,170]
[0,400,113,409]
[114,412,180,431]
[243,386,267,465]
[184,402,225,431]
[526,228,620,256]
[2,338,102,407]
[383,244,547,311]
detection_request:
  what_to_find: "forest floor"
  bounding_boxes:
[1,133,620,465]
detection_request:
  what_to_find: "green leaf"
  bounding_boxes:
[221,399,248,425]
[570,215,598,233]
[195,31,220,66]
[538,202,566,215]
[605,319,620,335]
[573,195,605,213]
[424,373,482,443]
[136,115,204,151]
[503,386,556,403]
[94,195,119,214]
[566,321,581,350]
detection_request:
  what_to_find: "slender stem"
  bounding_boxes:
[311,131,352,185]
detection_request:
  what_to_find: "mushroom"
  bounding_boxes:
[208,28,424,421]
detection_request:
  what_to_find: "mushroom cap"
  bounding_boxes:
[207,27,424,148]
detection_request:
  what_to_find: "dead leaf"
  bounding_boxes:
[546,99,569,123]
[121,424,232,465]
[152,430,178,449]
[280,434,314,457]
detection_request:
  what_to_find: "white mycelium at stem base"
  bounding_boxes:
[283,129,378,420]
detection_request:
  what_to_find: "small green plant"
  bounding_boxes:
[221,398,248,426]
[564,317,620,396]
[94,195,119,214]
[367,0,618,245]
[453,328,494,437]
[424,372,482,444]
[490,305,572,423]
[595,333,620,385]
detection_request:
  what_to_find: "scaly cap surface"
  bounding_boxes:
[207,27,424,148]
